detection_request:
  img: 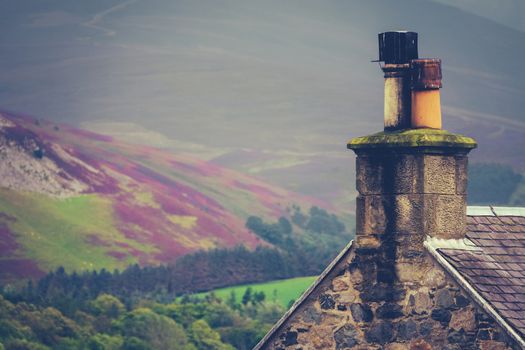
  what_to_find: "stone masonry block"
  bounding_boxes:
[355,195,366,234]
[356,195,387,235]
[388,154,419,194]
[356,156,384,195]
[356,194,425,236]
[425,194,467,239]
[394,232,426,261]
[356,154,420,195]
[422,155,456,195]
[455,155,468,195]
[390,194,424,234]
[356,235,382,249]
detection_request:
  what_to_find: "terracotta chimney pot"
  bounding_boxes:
[410,58,443,129]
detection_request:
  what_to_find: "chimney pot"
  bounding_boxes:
[410,59,443,129]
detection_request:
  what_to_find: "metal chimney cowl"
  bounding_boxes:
[378,31,418,65]
[378,31,419,131]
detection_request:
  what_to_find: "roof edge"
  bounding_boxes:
[492,206,525,217]
[466,206,495,216]
[424,239,525,349]
[253,240,354,350]
[466,205,525,217]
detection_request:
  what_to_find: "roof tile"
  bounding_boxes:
[513,217,525,225]
[492,301,508,310]
[508,225,525,233]
[487,217,502,224]
[506,303,522,311]
[477,216,492,225]
[500,217,516,225]
[489,224,507,233]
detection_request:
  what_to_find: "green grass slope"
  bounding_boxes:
[193,276,317,308]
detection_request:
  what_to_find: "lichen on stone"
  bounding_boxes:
[347,128,477,150]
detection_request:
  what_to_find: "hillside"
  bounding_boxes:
[2,0,523,209]
[431,0,525,32]
[0,111,328,282]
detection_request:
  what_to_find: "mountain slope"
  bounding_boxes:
[2,0,523,209]
[0,111,327,281]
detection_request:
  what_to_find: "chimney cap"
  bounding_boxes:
[347,129,477,151]
[378,31,418,64]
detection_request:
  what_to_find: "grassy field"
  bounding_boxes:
[0,190,144,273]
[194,276,317,308]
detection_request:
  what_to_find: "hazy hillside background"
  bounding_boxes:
[433,0,525,32]
[0,111,339,281]
[1,0,524,209]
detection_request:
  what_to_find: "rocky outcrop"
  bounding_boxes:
[0,113,101,197]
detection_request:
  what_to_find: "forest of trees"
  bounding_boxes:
[245,206,348,272]
[0,288,283,349]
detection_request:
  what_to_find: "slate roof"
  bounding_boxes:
[433,206,525,345]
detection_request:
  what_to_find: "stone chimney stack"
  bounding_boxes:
[348,32,477,266]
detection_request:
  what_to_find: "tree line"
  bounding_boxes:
[468,163,524,205]
[5,206,351,311]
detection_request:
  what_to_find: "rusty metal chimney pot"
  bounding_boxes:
[410,58,442,90]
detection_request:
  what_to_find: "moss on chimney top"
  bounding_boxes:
[347,128,477,150]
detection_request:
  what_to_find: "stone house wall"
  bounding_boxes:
[262,245,518,350]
